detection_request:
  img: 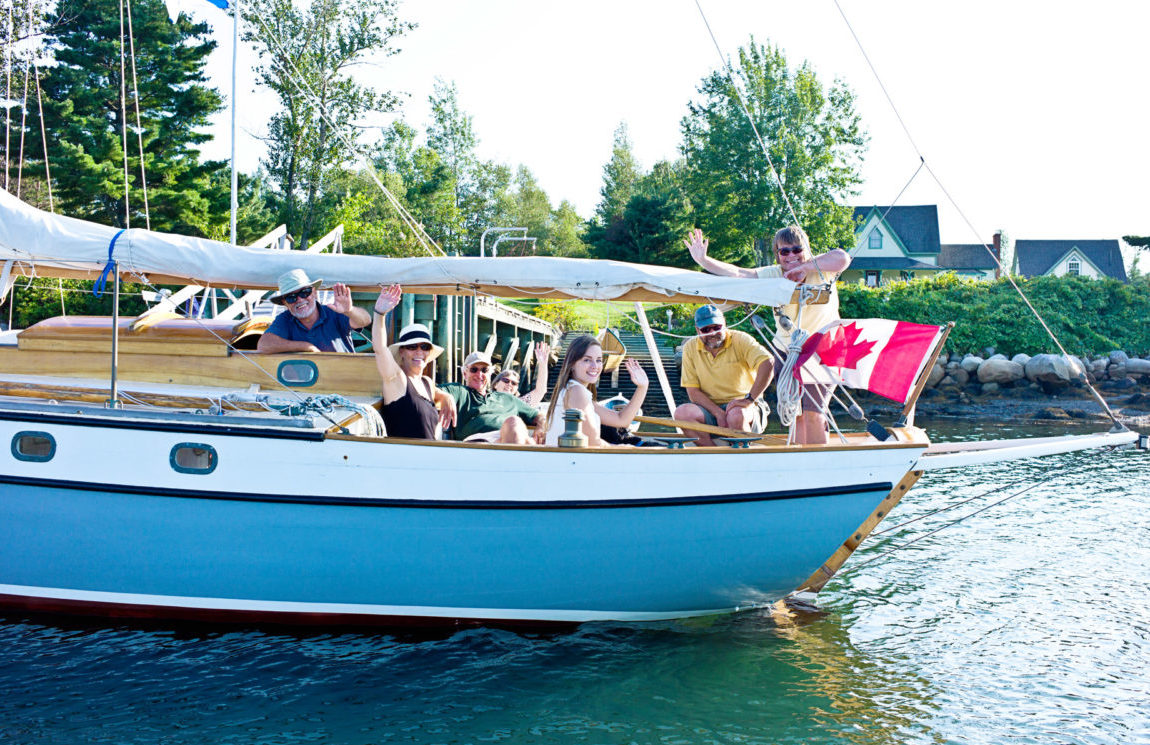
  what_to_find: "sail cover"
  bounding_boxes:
[0,190,800,305]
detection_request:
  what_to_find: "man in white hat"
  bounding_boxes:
[441,350,542,444]
[257,269,372,354]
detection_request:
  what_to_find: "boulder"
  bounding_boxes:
[989,353,1008,361]
[1109,350,1130,365]
[1088,359,1109,378]
[977,358,1025,384]
[951,367,970,386]
[960,355,984,374]
[982,346,996,358]
[1025,354,1074,389]
[1126,359,1150,378]
[926,363,946,388]
[981,382,1000,395]
[1011,353,1031,366]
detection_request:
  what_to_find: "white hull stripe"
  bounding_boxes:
[0,584,736,623]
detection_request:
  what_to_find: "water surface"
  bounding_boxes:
[2,420,1147,744]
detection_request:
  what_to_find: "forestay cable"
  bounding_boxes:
[831,0,1124,429]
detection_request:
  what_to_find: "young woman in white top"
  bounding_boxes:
[543,334,649,447]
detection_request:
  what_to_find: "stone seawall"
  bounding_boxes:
[885,349,1150,423]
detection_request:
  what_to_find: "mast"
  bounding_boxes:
[229,0,239,246]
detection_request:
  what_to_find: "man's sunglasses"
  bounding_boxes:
[468,365,490,374]
[776,245,803,257]
[279,287,314,304]
[698,324,724,334]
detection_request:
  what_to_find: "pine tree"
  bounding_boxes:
[32,0,224,233]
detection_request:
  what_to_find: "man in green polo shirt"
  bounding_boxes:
[674,304,774,446]
[441,351,541,444]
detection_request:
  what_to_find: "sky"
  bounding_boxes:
[185,0,1150,246]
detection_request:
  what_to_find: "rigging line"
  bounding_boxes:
[4,1,11,190]
[831,0,924,159]
[922,160,1124,427]
[31,60,51,210]
[14,0,28,197]
[831,0,1124,430]
[870,471,1041,537]
[876,158,924,228]
[692,1,829,285]
[846,480,1046,574]
[244,5,448,264]
[692,0,800,230]
[118,0,130,228]
[123,0,150,229]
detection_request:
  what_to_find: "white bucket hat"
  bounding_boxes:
[269,269,323,304]
[388,323,444,364]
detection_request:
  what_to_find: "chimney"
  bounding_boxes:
[992,231,1002,279]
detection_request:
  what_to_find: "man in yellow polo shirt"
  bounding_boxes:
[674,304,773,446]
[685,224,851,445]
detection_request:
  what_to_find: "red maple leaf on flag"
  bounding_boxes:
[815,322,877,370]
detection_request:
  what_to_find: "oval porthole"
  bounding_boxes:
[170,443,218,474]
[277,359,319,387]
[12,431,56,462]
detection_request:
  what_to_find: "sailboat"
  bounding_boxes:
[0,188,1140,627]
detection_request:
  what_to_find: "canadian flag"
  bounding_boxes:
[797,319,946,404]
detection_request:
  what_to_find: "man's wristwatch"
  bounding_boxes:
[743,394,754,401]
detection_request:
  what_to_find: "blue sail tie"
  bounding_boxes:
[92,229,126,298]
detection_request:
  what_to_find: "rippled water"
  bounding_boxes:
[2,420,1148,745]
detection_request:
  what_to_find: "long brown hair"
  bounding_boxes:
[544,334,601,432]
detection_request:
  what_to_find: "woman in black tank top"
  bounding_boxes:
[372,286,457,439]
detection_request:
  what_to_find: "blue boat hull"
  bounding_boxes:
[0,479,892,624]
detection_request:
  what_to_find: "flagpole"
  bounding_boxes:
[229,0,239,245]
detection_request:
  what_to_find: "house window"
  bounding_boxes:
[868,230,883,250]
[1067,259,1080,276]
[865,271,880,287]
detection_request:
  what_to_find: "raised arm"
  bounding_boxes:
[371,285,407,404]
[597,359,650,428]
[525,341,551,405]
[783,249,852,282]
[684,228,758,279]
[330,282,372,329]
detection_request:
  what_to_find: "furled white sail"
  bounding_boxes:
[0,190,801,305]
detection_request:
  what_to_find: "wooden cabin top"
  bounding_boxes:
[18,315,268,345]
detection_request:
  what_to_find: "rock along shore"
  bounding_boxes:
[862,348,1150,425]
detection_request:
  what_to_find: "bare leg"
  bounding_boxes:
[724,405,756,433]
[498,416,532,445]
[794,412,828,445]
[674,403,714,446]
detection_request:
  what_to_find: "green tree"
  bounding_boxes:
[594,122,640,226]
[426,77,476,253]
[680,38,866,265]
[27,0,223,233]
[244,0,411,248]
[587,159,694,267]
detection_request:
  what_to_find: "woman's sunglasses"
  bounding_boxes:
[403,343,433,352]
[279,286,314,304]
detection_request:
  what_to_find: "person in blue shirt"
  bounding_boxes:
[257,269,371,353]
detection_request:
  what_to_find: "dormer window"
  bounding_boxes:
[1067,259,1080,276]
[868,229,883,249]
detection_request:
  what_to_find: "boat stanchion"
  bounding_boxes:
[558,408,587,449]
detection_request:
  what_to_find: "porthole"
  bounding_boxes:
[170,443,218,474]
[12,431,55,462]
[277,359,319,387]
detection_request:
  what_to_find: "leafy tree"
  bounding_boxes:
[244,0,411,248]
[27,0,224,233]
[426,77,476,253]
[680,38,867,266]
